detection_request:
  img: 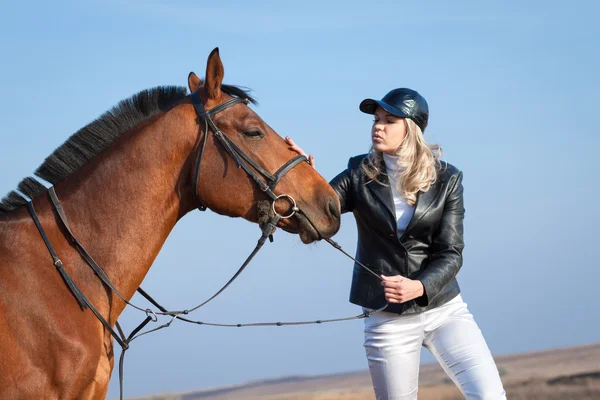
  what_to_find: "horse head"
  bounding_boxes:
[182,48,340,243]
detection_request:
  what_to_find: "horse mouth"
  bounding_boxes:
[282,211,321,244]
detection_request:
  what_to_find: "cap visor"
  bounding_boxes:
[359,99,410,119]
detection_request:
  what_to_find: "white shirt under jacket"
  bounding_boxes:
[382,153,415,235]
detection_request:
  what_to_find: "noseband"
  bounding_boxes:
[190,92,308,227]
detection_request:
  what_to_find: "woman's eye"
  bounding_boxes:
[243,130,264,138]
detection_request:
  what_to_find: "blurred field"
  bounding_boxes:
[131,343,600,400]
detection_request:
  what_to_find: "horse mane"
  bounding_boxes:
[0,84,256,215]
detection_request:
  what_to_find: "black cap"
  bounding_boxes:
[359,88,429,132]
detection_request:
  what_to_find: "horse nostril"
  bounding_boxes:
[328,199,340,219]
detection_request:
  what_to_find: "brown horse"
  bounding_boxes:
[0,48,340,399]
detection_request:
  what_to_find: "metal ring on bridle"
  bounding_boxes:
[145,309,158,322]
[272,194,299,219]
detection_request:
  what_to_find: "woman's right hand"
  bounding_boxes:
[285,136,315,168]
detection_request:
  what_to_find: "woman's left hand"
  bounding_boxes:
[380,275,425,303]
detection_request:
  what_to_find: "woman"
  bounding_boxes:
[286,88,506,399]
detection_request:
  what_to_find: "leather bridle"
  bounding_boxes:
[26,92,387,400]
[190,92,308,223]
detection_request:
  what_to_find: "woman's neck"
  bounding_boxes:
[382,152,400,171]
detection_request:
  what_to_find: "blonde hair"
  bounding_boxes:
[361,118,442,206]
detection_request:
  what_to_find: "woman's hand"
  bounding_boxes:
[285,136,315,168]
[380,275,424,303]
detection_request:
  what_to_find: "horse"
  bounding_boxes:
[0,48,341,399]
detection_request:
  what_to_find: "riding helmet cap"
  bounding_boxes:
[359,88,429,132]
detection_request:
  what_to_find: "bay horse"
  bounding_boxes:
[0,48,340,399]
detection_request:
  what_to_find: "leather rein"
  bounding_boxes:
[27,93,387,399]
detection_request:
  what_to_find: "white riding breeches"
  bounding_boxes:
[363,295,506,400]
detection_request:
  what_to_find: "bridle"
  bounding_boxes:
[190,92,306,224]
[26,92,388,400]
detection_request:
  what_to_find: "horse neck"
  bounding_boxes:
[53,107,197,314]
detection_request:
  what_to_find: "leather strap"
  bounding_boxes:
[189,92,308,208]
[27,201,129,350]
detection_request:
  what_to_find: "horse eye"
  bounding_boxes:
[243,130,264,138]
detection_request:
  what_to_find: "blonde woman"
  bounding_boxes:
[286,88,506,400]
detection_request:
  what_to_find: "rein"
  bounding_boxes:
[27,93,388,400]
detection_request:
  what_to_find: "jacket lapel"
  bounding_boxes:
[365,158,445,232]
[366,175,396,223]
[404,179,443,233]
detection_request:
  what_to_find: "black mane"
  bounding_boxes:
[0,83,256,215]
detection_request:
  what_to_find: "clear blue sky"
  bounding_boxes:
[1,1,598,398]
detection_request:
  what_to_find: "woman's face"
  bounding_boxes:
[371,106,407,155]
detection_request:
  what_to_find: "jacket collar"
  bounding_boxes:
[367,175,396,222]
[405,178,442,233]
[366,157,396,221]
[366,157,443,233]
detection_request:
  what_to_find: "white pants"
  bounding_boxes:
[363,295,506,400]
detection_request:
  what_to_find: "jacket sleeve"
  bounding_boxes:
[416,171,465,307]
[329,159,355,214]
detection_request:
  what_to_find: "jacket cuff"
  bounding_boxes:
[415,278,433,307]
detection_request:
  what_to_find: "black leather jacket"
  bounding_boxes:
[330,154,464,314]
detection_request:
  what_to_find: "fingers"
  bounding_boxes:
[381,275,409,303]
[286,136,315,169]
[383,289,410,303]
[285,136,299,149]
[380,275,405,282]
[383,287,408,300]
[285,136,305,154]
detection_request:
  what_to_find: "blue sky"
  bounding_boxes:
[1,0,598,398]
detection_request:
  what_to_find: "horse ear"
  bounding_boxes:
[204,47,224,99]
[188,72,201,93]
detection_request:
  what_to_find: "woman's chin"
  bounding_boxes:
[373,143,387,153]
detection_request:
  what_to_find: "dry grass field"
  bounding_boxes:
[131,343,600,400]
